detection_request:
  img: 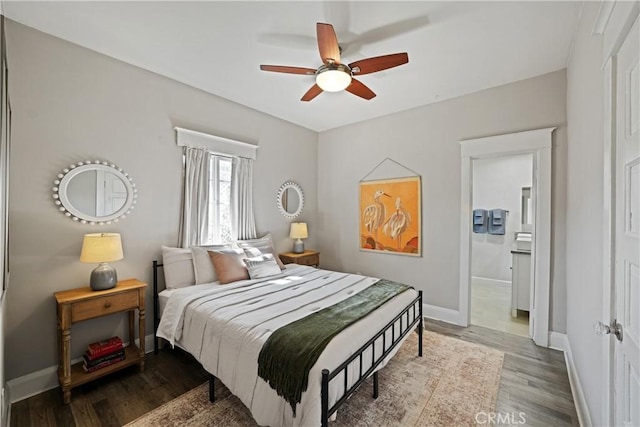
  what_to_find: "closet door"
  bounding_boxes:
[613,15,640,427]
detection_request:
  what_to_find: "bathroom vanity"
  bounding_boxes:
[511,249,531,316]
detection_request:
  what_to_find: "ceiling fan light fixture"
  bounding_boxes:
[316,64,352,92]
[260,23,408,101]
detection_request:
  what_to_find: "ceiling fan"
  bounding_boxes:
[260,23,409,102]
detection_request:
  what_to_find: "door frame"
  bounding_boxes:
[459,127,554,347]
[597,2,640,426]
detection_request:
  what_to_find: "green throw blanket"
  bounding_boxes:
[257,279,410,415]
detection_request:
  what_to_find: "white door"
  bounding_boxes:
[614,16,640,427]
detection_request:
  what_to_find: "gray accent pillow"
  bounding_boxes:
[244,255,281,279]
[236,233,286,270]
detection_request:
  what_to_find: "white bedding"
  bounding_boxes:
[157,265,419,427]
[158,288,175,317]
[158,265,299,317]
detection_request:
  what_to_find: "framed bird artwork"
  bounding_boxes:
[359,176,421,256]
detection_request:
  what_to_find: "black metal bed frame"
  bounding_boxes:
[152,260,162,355]
[152,260,423,427]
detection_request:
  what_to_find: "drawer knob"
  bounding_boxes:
[104,301,112,308]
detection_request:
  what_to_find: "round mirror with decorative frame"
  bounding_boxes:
[276,181,304,219]
[53,160,137,225]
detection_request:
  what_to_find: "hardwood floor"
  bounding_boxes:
[10,320,579,426]
[10,349,209,427]
[427,320,579,426]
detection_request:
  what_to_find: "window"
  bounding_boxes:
[206,156,233,244]
[176,128,257,247]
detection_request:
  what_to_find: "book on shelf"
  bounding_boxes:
[82,355,126,373]
[85,344,125,361]
[83,349,126,366]
[87,336,123,357]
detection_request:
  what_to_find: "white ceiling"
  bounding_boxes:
[4,1,582,132]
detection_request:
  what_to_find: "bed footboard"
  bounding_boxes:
[320,290,423,427]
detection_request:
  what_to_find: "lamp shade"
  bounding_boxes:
[80,233,123,263]
[316,69,352,92]
[289,222,308,239]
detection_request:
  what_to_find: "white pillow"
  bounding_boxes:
[244,255,281,279]
[190,244,237,284]
[161,246,195,289]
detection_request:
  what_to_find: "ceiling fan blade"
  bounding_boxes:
[301,84,323,102]
[353,16,430,48]
[317,23,341,64]
[346,79,376,100]
[349,53,409,75]
[260,65,317,75]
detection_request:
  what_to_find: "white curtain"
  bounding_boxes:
[178,147,212,248]
[231,157,257,240]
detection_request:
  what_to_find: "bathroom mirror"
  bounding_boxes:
[521,187,532,225]
[53,160,137,225]
[276,181,304,219]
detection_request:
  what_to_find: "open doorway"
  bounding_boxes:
[470,154,533,337]
[459,127,553,347]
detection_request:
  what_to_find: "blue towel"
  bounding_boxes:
[488,209,506,235]
[492,209,503,224]
[472,209,488,233]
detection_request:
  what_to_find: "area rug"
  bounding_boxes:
[126,331,504,427]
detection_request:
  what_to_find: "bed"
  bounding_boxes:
[153,260,423,427]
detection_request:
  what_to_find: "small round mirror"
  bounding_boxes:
[53,161,137,225]
[276,181,304,219]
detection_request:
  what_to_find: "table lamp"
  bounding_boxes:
[80,233,123,291]
[289,222,308,254]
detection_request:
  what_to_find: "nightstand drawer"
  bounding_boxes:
[71,291,139,322]
[279,250,320,267]
[297,254,319,266]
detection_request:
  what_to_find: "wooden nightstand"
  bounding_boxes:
[54,279,147,404]
[279,250,320,267]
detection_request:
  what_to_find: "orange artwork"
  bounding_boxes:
[359,176,421,256]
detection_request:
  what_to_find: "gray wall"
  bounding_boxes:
[317,70,568,332]
[4,20,318,379]
[472,155,532,282]
[565,2,605,424]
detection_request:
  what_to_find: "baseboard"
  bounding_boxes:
[7,334,156,404]
[471,276,511,288]
[548,331,567,351]
[423,303,464,326]
[547,332,592,427]
[6,362,63,405]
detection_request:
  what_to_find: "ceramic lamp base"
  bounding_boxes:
[90,263,117,291]
[292,239,305,254]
